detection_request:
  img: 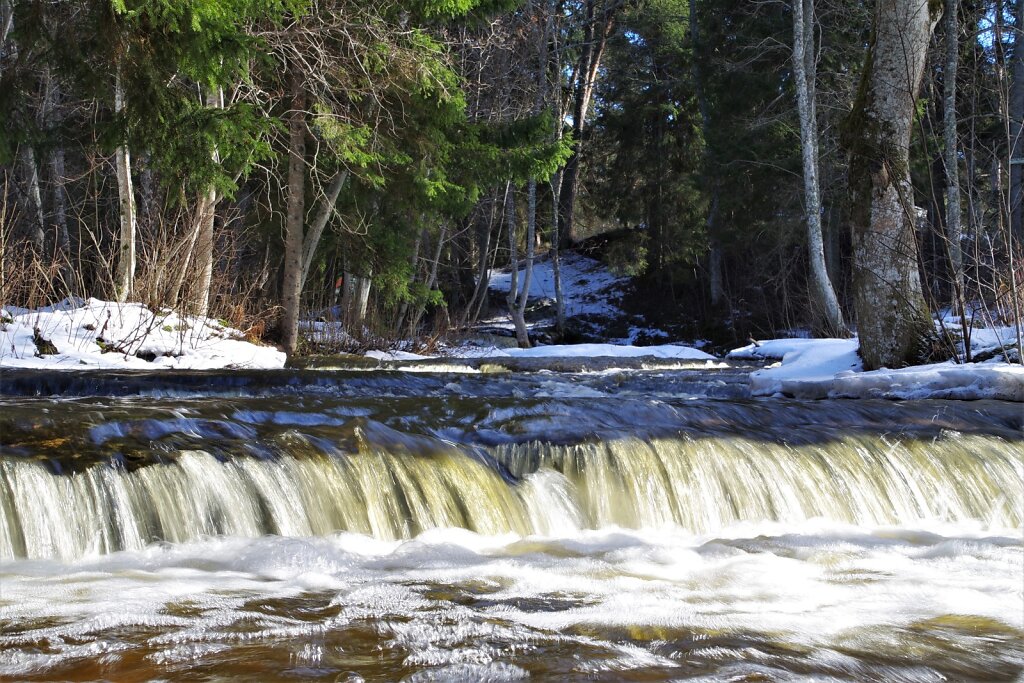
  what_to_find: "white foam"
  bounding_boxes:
[0,520,1019,679]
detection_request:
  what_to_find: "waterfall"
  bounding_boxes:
[1,431,1020,561]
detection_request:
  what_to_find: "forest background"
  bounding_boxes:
[1,0,1021,369]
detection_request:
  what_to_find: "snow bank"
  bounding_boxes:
[0,299,285,370]
[831,362,1024,401]
[730,337,1024,401]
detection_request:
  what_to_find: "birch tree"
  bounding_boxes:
[942,0,967,346]
[113,63,137,303]
[844,0,940,369]
[792,0,846,335]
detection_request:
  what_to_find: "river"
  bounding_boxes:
[0,361,1021,681]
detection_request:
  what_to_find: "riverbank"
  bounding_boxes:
[2,297,1023,401]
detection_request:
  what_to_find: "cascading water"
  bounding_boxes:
[2,430,1020,561]
[0,367,1021,681]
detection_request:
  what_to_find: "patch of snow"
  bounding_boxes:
[727,338,848,362]
[487,252,629,322]
[831,362,1024,401]
[731,337,1023,401]
[742,339,862,398]
[0,298,285,370]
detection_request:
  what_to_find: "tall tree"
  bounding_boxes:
[557,0,621,247]
[281,64,305,355]
[112,61,137,302]
[690,0,725,308]
[1011,0,1024,238]
[792,0,846,335]
[844,0,940,369]
[942,0,967,346]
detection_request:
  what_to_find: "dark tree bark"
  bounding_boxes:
[844,0,940,369]
[1011,0,1024,238]
[281,67,307,355]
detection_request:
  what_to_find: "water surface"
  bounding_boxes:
[0,362,1021,681]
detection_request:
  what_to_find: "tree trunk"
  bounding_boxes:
[40,67,70,262]
[18,146,45,250]
[557,1,615,248]
[548,0,567,335]
[793,0,847,335]
[505,183,530,345]
[551,171,566,334]
[355,271,372,324]
[281,68,306,355]
[341,271,356,324]
[1011,0,1024,238]
[409,223,447,336]
[113,65,137,303]
[47,146,70,258]
[396,226,424,331]
[943,0,968,358]
[845,0,939,369]
[191,87,223,318]
[691,0,726,309]
[299,169,349,292]
[515,179,537,347]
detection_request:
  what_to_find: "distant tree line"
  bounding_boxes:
[1,0,1021,367]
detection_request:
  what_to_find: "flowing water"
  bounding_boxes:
[0,363,1021,681]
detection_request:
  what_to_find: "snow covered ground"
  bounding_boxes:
[1,296,1020,403]
[0,299,285,370]
[485,252,667,342]
[729,337,1024,401]
[487,252,625,320]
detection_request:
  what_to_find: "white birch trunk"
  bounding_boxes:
[191,87,223,318]
[943,0,967,353]
[548,0,566,335]
[113,65,137,303]
[550,171,566,333]
[514,179,536,347]
[505,183,529,345]
[793,0,846,335]
[356,271,372,323]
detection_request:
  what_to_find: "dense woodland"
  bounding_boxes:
[1,0,1022,367]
